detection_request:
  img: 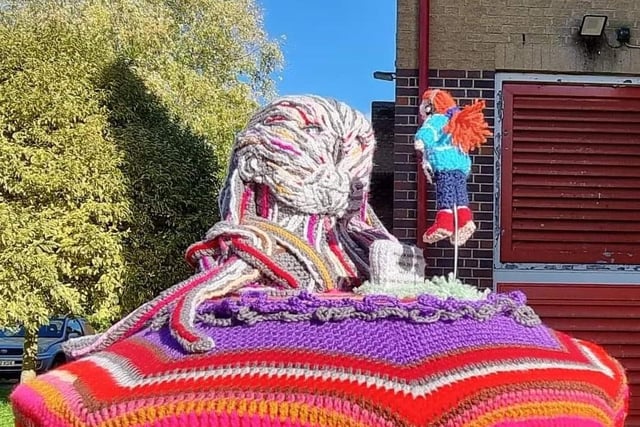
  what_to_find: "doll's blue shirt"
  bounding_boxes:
[415,113,471,175]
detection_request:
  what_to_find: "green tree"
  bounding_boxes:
[0,0,281,381]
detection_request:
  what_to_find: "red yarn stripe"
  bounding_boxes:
[231,238,298,288]
[126,264,228,338]
[184,240,219,267]
[325,225,357,279]
[170,297,200,344]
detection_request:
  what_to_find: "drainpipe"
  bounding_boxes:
[416,0,430,246]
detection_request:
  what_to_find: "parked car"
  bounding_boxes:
[0,316,95,379]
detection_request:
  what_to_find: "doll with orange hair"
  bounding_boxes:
[415,89,491,246]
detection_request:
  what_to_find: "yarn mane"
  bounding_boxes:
[424,89,492,153]
[220,96,376,222]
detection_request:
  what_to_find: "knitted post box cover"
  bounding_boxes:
[11,96,628,427]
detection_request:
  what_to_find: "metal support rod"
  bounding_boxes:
[453,205,459,280]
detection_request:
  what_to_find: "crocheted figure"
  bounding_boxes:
[50,95,395,357]
[10,95,628,427]
[415,89,491,246]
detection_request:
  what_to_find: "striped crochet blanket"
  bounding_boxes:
[11,290,628,426]
[10,95,629,426]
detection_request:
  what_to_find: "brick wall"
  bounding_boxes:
[393,69,420,242]
[393,68,495,288]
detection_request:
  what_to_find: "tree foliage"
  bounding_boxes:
[0,0,281,341]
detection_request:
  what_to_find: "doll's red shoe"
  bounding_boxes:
[450,206,476,246]
[423,209,454,243]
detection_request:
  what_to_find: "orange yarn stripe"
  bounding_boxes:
[466,401,613,427]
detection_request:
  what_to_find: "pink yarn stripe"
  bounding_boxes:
[270,137,302,155]
[239,186,253,221]
[456,389,613,427]
[306,215,318,245]
[10,383,81,427]
[200,255,213,271]
[493,418,606,427]
[57,390,395,427]
[458,390,613,427]
[260,184,270,218]
[9,386,45,421]
[359,192,368,221]
[137,411,360,427]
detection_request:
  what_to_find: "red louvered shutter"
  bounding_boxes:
[500,83,640,264]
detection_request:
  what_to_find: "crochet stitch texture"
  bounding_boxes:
[10,95,628,427]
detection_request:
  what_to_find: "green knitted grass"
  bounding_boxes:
[355,273,490,301]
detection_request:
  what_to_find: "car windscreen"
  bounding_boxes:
[0,319,65,339]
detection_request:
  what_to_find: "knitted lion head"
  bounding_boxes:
[219,95,376,223]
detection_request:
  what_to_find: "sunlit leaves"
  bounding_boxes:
[0,0,281,338]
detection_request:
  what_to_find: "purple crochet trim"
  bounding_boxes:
[195,290,541,328]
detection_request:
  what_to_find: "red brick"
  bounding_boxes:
[396,106,418,116]
[397,69,419,77]
[394,180,417,190]
[396,87,417,96]
[474,80,494,88]
[449,89,467,98]
[480,240,494,249]
[395,200,417,209]
[439,69,467,78]
[394,219,419,228]
[396,77,410,87]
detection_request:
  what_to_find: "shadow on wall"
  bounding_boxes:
[369,172,394,231]
[369,101,395,232]
[101,61,221,315]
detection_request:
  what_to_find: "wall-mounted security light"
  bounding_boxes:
[579,15,608,37]
[373,71,396,81]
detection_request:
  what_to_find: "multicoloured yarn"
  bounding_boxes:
[10,94,629,426]
[59,95,394,357]
[11,291,628,427]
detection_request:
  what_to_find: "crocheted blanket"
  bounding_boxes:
[9,95,629,426]
[11,290,628,426]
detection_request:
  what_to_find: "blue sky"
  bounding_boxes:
[260,0,396,118]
